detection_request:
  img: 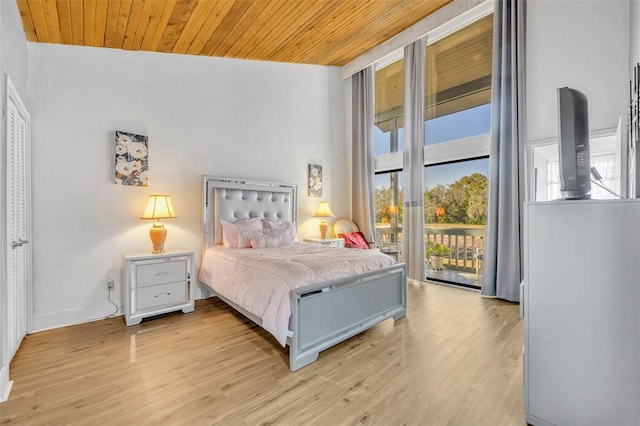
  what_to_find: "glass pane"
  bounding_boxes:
[425,104,491,146]
[424,158,489,288]
[374,121,391,156]
[374,172,403,261]
[531,134,619,201]
[375,58,404,155]
[425,13,493,145]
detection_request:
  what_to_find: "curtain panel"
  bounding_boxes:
[402,38,427,281]
[481,0,526,302]
[351,67,377,243]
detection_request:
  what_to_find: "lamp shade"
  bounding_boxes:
[313,202,335,218]
[141,195,177,219]
[140,195,177,254]
[313,202,334,240]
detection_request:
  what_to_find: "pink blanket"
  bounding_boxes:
[198,243,396,346]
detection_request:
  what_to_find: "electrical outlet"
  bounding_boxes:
[106,279,114,290]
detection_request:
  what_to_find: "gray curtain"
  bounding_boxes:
[351,67,376,242]
[481,0,526,302]
[402,38,427,281]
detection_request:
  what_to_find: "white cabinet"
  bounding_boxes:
[123,250,194,326]
[524,200,640,425]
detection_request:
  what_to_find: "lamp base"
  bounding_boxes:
[319,220,328,240]
[149,222,167,254]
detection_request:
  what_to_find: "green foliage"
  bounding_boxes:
[424,173,488,225]
[426,241,452,257]
[374,184,404,224]
[375,172,488,225]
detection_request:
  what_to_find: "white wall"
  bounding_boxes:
[0,0,29,401]
[28,44,347,331]
[0,2,28,99]
[630,0,640,67]
[526,0,629,142]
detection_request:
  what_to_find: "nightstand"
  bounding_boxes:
[123,250,194,326]
[303,238,345,248]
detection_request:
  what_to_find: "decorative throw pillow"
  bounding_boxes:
[237,229,265,248]
[249,235,266,249]
[220,217,262,248]
[339,231,369,249]
[262,219,298,243]
[265,229,292,246]
[249,231,288,249]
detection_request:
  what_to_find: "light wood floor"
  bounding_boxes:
[0,281,525,425]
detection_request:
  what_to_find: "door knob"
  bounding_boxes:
[11,239,29,249]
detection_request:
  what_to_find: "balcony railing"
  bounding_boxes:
[375,224,485,275]
[425,225,485,273]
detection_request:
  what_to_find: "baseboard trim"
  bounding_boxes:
[32,304,124,333]
[0,364,13,402]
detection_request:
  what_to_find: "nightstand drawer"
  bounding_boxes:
[136,281,187,311]
[136,259,187,288]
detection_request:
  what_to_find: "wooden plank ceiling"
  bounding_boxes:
[16,0,453,66]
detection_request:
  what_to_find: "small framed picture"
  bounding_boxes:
[115,130,148,187]
[308,164,323,197]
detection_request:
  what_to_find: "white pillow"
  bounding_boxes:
[262,219,298,243]
[220,217,262,248]
[237,228,265,248]
[250,230,289,249]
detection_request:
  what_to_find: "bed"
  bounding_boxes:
[198,176,407,371]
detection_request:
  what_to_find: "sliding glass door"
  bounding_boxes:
[424,158,488,288]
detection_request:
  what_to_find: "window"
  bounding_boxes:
[374,57,405,259]
[423,11,492,288]
[375,58,404,156]
[530,131,622,201]
[374,171,403,260]
[425,13,493,146]
[372,5,493,286]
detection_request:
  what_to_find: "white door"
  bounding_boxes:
[5,76,31,361]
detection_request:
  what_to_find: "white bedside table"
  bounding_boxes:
[123,249,194,326]
[303,238,345,248]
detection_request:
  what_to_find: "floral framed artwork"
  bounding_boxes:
[308,164,323,197]
[115,130,148,187]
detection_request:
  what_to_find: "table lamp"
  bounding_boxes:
[313,202,335,239]
[141,195,177,254]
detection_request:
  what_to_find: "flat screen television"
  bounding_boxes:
[557,87,591,200]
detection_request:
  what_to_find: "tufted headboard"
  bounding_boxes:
[202,176,297,250]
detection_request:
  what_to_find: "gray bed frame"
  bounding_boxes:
[200,176,407,371]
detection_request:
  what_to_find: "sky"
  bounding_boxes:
[374,157,489,191]
[424,158,489,189]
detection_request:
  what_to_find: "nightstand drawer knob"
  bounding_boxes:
[155,271,170,276]
[155,292,171,298]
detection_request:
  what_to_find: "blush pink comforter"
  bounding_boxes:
[198,243,396,346]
